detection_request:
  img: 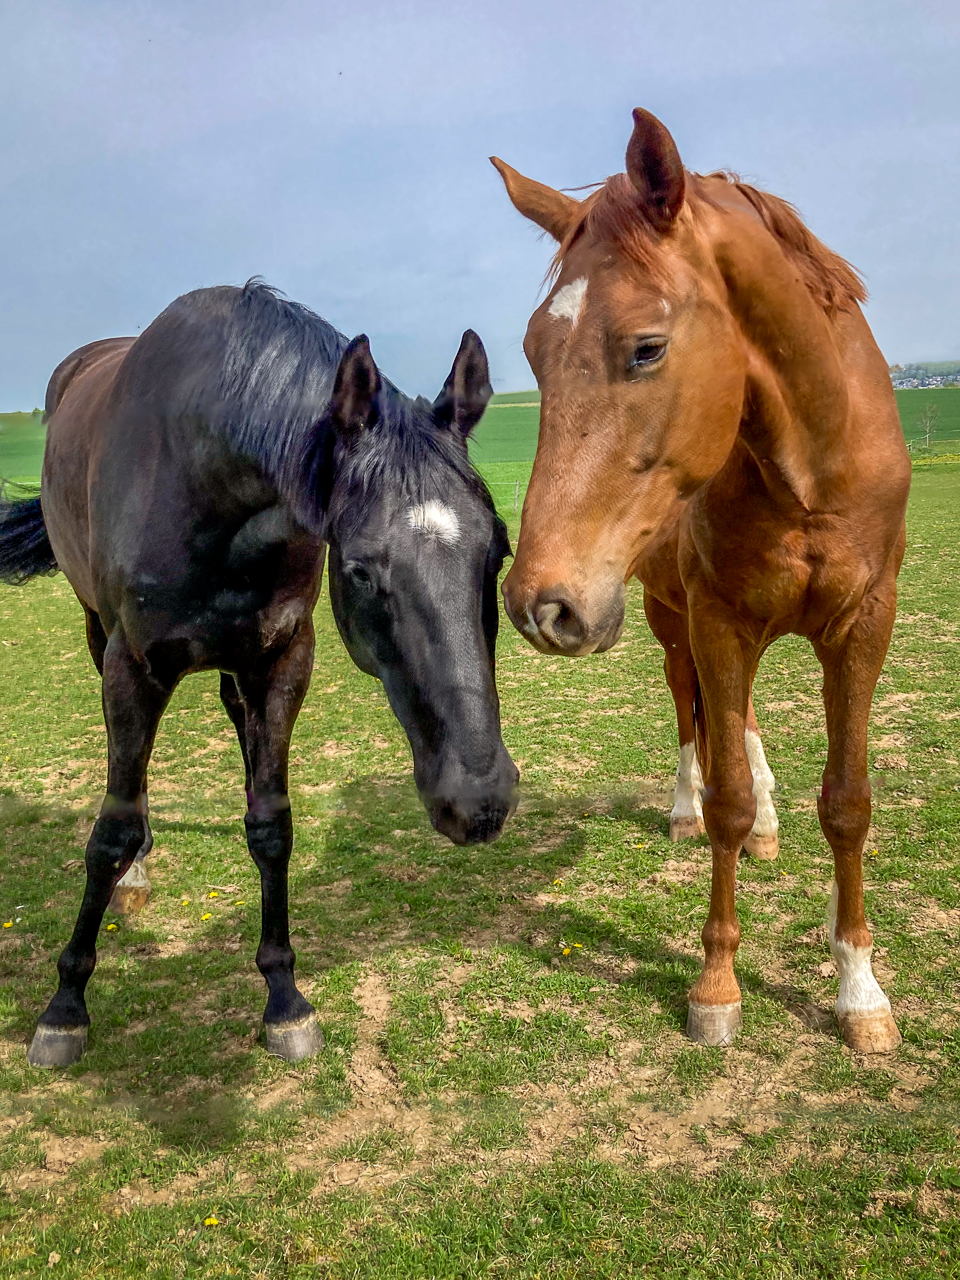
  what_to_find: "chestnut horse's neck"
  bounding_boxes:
[695,179,893,512]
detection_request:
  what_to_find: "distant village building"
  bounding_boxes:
[888,363,960,390]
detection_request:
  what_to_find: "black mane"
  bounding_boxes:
[155,280,495,531]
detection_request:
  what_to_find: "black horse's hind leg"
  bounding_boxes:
[236,628,323,1061]
[28,632,172,1068]
[77,608,154,915]
[220,672,252,796]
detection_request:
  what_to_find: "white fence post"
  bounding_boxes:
[513,479,519,514]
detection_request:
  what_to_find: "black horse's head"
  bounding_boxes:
[318,331,518,845]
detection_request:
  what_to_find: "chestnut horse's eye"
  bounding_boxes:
[628,340,668,371]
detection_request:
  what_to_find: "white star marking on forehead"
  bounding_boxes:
[547,277,588,326]
[405,501,460,546]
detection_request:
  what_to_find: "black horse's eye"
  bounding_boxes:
[346,562,375,591]
[628,339,668,372]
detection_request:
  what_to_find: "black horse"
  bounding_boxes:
[0,281,518,1069]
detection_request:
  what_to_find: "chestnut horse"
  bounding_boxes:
[491,109,909,1052]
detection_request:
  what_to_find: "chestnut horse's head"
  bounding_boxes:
[491,109,748,655]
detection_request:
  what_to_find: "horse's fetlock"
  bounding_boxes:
[256,941,295,978]
[701,917,740,954]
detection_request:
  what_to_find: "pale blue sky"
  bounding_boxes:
[1,0,957,408]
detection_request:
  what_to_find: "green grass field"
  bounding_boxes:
[0,413,46,487]
[1,439,959,1275]
[8,391,957,504]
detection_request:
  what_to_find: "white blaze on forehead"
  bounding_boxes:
[548,277,588,326]
[405,500,460,546]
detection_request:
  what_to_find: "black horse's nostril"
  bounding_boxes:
[534,593,586,651]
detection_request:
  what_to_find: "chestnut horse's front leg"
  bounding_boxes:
[815,580,901,1054]
[685,607,758,1046]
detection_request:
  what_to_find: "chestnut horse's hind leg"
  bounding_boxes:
[28,632,172,1068]
[234,628,323,1062]
[685,613,758,1046]
[741,698,779,861]
[643,593,704,841]
[815,586,901,1054]
[645,592,779,854]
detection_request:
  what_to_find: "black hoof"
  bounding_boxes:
[263,1012,324,1061]
[27,1023,88,1069]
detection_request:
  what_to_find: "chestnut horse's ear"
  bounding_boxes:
[330,335,381,435]
[489,156,579,242]
[625,108,686,232]
[433,330,492,439]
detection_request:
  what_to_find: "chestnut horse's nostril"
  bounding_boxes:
[534,594,586,651]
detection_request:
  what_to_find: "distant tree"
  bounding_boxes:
[916,402,940,450]
[32,407,42,417]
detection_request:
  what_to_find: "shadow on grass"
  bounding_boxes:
[0,776,836,1154]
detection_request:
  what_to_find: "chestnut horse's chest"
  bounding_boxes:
[641,495,882,644]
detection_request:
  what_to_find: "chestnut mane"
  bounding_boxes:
[552,170,866,316]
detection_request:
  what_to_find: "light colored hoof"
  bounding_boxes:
[670,815,705,842]
[686,1001,742,1046]
[839,1011,901,1054]
[742,832,779,860]
[27,1023,88,1069]
[264,1013,324,1061]
[109,859,151,915]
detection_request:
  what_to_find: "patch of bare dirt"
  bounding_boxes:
[911,901,960,935]
[348,970,398,1101]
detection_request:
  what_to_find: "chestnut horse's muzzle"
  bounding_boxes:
[503,579,626,657]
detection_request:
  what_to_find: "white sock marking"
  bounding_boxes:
[745,727,779,839]
[548,277,588,326]
[671,741,704,825]
[828,881,891,1018]
[406,501,460,546]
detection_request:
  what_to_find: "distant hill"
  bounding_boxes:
[890,361,960,380]
[489,390,540,405]
[0,411,46,484]
[4,388,958,485]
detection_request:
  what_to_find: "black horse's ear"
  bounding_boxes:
[433,330,492,439]
[625,108,685,233]
[330,335,381,435]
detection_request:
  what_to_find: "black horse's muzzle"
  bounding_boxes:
[420,751,519,845]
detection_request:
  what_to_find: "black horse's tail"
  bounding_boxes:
[0,488,58,584]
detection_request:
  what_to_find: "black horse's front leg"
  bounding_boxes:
[28,633,171,1068]
[236,626,323,1060]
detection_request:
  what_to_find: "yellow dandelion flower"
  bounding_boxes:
[208,891,218,898]
[574,943,583,948]
[562,947,571,956]
[552,878,563,886]
[106,923,118,931]
[200,912,212,921]
[204,1215,219,1227]
[181,898,190,905]
[234,900,245,906]
[2,922,11,929]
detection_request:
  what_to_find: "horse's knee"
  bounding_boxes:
[818,778,870,852]
[245,808,293,869]
[702,781,756,851]
[87,811,145,882]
